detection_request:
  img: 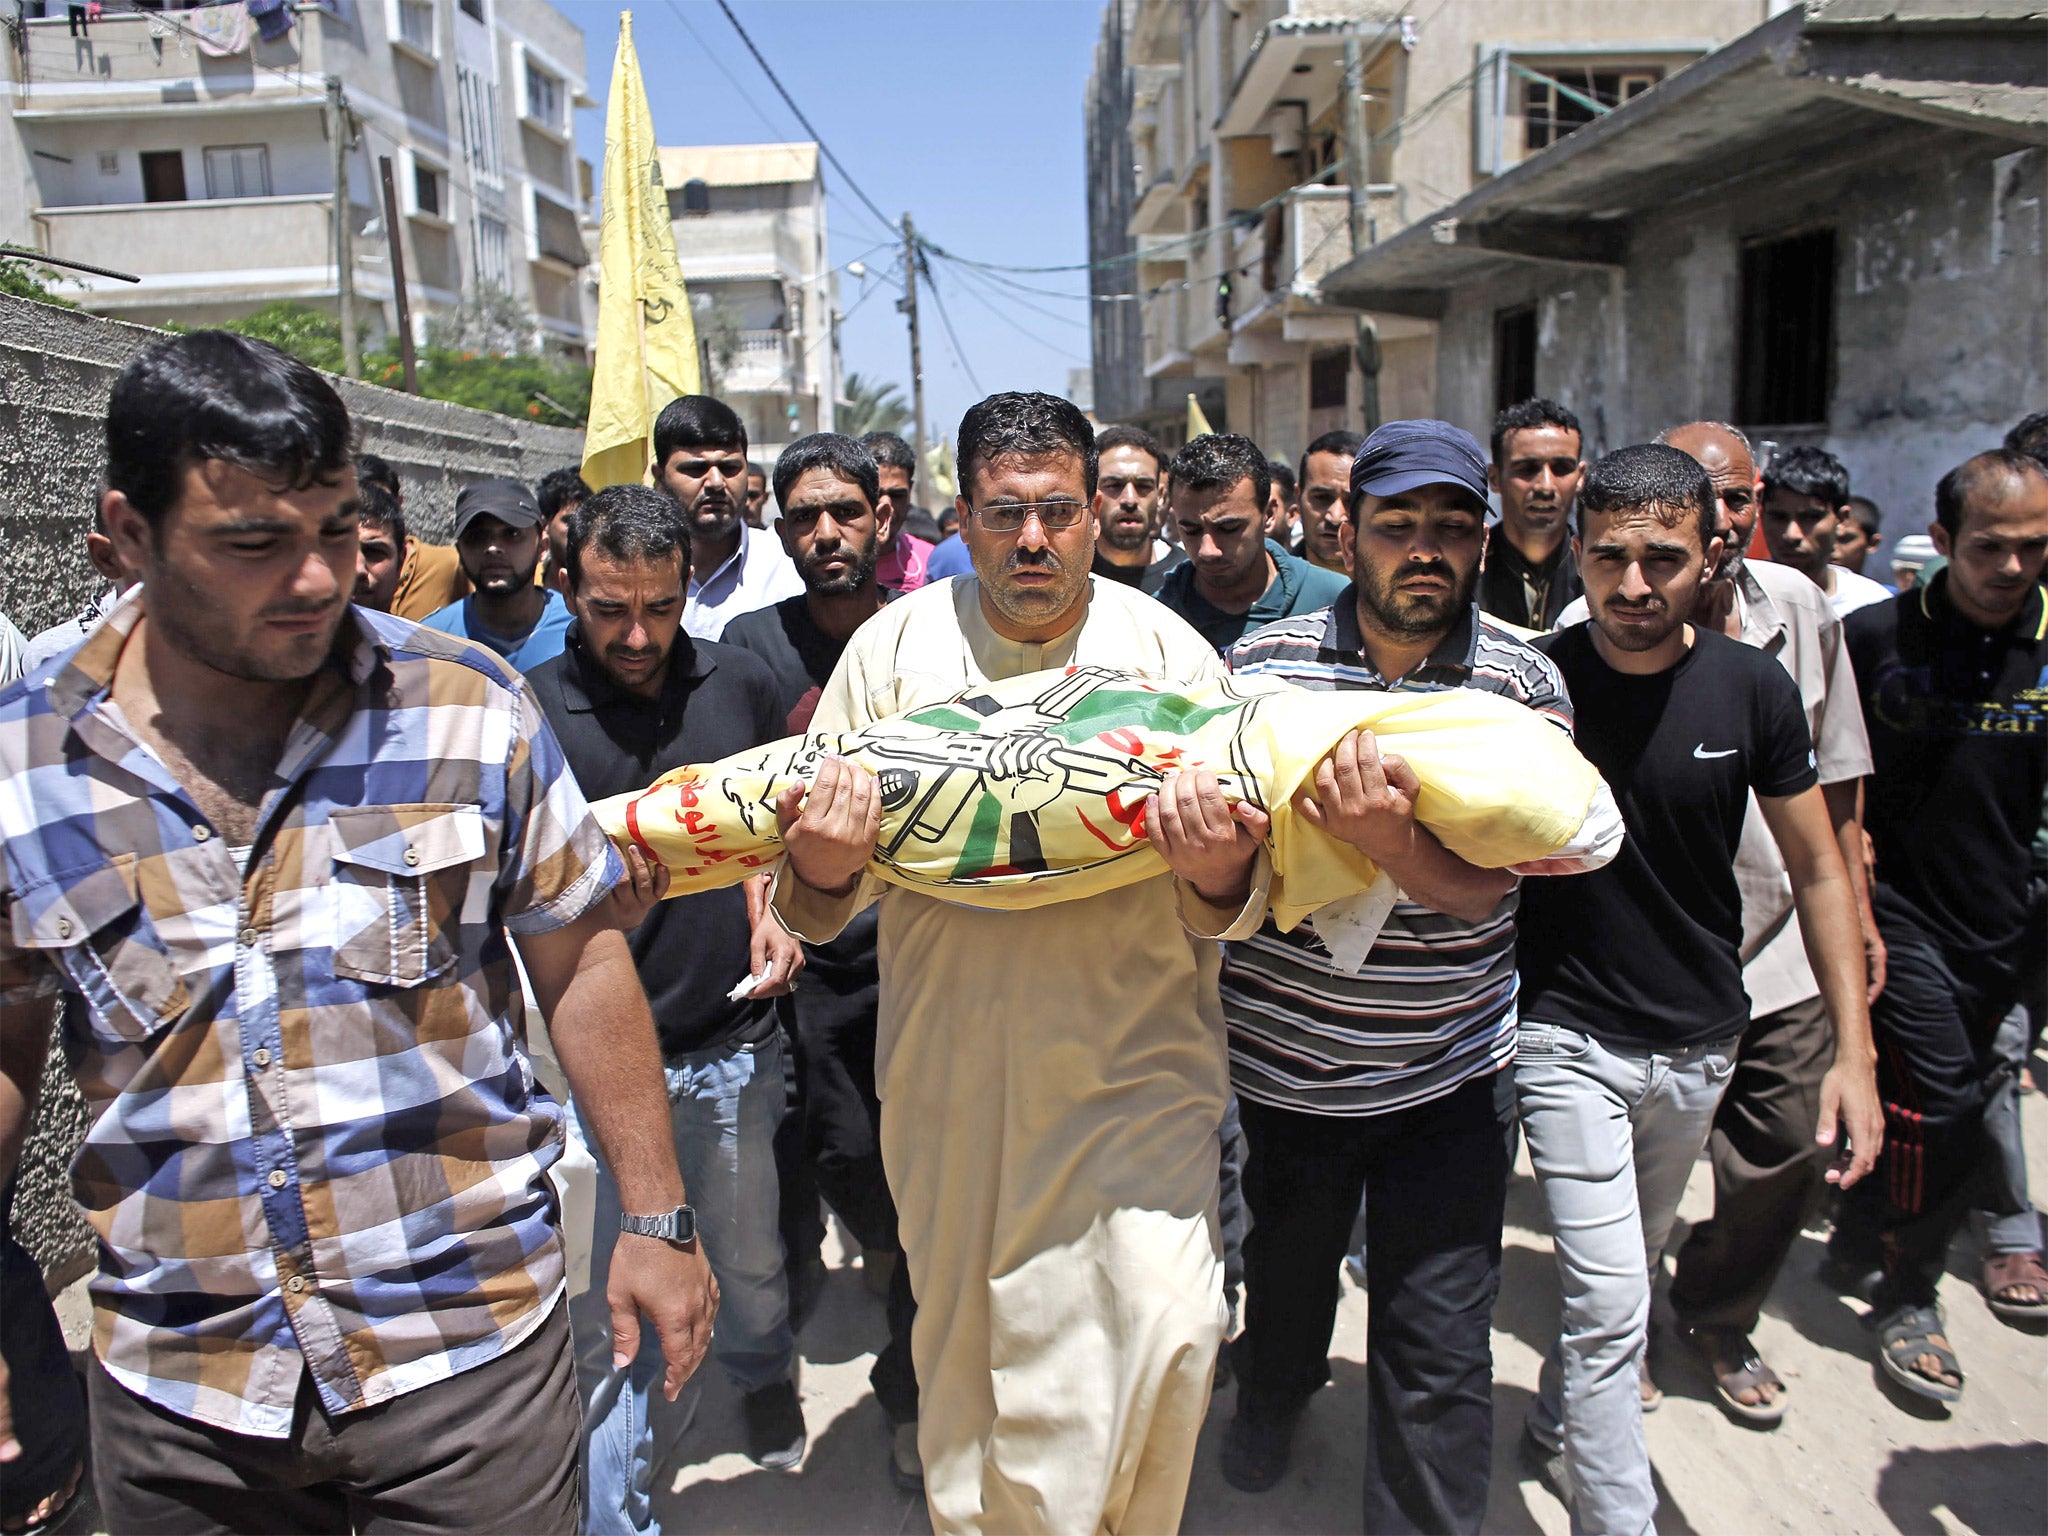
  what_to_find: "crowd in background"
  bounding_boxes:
[0,327,2043,1536]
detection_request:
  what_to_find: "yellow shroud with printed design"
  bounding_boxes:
[592,665,1601,931]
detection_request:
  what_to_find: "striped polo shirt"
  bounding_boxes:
[1222,592,1575,1116]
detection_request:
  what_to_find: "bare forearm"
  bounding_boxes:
[535,931,684,1212]
[1792,869,1875,1062]
[1822,779,1874,921]
[1375,828,1514,924]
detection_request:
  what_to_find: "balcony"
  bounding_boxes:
[718,329,794,392]
[30,194,372,309]
[671,210,815,286]
[13,11,332,113]
[1141,286,1191,378]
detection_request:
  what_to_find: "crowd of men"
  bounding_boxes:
[0,326,2042,1536]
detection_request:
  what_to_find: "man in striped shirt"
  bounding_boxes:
[1217,420,1611,1531]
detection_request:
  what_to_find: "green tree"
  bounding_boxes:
[0,254,80,308]
[838,372,913,437]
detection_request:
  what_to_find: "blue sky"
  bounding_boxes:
[568,0,1105,445]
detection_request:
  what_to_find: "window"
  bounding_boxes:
[411,156,444,218]
[458,0,482,19]
[472,213,509,290]
[525,62,562,131]
[140,150,186,203]
[1494,304,1537,415]
[533,194,585,267]
[395,0,433,54]
[203,144,270,200]
[1738,229,1835,426]
[1309,349,1349,411]
[456,64,503,186]
[1523,67,1660,152]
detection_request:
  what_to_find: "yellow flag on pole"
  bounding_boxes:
[1187,392,1213,438]
[583,12,700,490]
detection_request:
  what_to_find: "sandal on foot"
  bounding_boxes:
[1682,1325,1786,1426]
[1,1456,88,1536]
[1981,1251,2048,1324]
[1874,1304,1963,1403]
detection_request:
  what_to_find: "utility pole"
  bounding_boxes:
[1340,34,1381,432]
[377,155,417,393]
[897,212,927,479]
[327,76,360,379]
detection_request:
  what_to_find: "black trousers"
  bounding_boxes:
[1839,899,2028,1310]
[1236,1069,1513,1535]
[1669,993,1834,1334]
[0,1177,87,1527]
[786,915,918,1423]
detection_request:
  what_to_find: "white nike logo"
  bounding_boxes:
[1693,745,1738,759]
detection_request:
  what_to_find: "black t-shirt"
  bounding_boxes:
[1518,624,1820,1048]
[1846,574,2048,996]
[720,595,883,983]
[528,625,784,1060]
[1091,546,1185,596]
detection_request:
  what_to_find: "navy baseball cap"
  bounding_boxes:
[1350,420,1491,504]
[452,478,543,540]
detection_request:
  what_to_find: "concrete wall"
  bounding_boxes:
[0,292,584,636]
[1428,132,2046,541]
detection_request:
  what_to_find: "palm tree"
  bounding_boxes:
[838,372,913,437]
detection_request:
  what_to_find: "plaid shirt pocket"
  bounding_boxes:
[9,852,188,1041]
[327,805,486,987]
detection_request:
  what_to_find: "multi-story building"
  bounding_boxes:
[1,0,596,357]
[661,140,838,462]
[1086,0,1767,457]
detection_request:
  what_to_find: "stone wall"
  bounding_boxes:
[0,292,584,633]
[0,293,583,1284]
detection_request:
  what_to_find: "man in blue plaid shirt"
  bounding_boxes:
[0,332,716,1533]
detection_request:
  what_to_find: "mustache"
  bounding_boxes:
[1005,549,1062,573]
[1396,561,1455,585]
[259,598,342,619]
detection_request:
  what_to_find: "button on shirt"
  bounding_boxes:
[1221,596,1578,1116]
[0,593,623,1437]
[685,523,805,640]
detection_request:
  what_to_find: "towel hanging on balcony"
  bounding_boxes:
[246,0,292,44]
[188,2,251,57]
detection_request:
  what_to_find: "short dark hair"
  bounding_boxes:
[1268,459,1297,505]
[747,460,767,481]
[1169,433,1270,511]
[859,432,916,479]
[1298,429,1364,495]
[2004,410,2048,469]
[563,483,690,591]
[1934,448,2048,537]
[1575,442,1716,547]
[536,466,592,522]
[356,480,406,549]
[956,392,1098,501]
[772,432,880,514]
[652,395,746,465]
[1491,398,1582,467]
[355,451,401,501]
[1095,423,1165,476]
[107,331,354,525]
[937,504,961,535]
[1844,494,1882,537]
[1763,445,1850,507]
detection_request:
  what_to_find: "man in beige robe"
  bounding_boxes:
[771,398,1271,1534]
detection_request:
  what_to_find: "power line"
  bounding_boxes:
[712,0,898,236]
[918,258,985,395]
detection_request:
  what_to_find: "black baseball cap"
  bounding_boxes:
[452,478,542,540]
[1350,420,1491,504]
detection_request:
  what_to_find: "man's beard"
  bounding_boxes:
[466,553,540,594]
[1595,598,1684,652]
[1355,556,1477,638]
[799,539,878,597]
[149,564,347,682]
[976,545,1089,628]
[688,497,742,545]
[1102,513,1150,553]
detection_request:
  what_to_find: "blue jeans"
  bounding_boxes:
[1517,1022,1738,1536]
[568,1034,794,1536]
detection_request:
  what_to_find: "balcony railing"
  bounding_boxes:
[717,328,793,391]
[15,11,331,98]
[34,193,340,281]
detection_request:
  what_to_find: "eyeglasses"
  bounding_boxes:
[971,500,1088,533]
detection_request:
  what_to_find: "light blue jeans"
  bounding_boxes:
[568,1033,794,1536]
[1516,1022,1738,1536]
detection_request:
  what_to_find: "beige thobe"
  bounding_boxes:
[774,576,1268,1535]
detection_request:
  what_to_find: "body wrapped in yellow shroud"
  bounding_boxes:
[591,664,1601,931]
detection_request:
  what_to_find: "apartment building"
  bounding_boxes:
[1085,0,1768,458]
[2,0,596,357]
[661,140,839,462]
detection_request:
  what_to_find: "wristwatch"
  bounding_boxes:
[620,1204,698,1245]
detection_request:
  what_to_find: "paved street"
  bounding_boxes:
[53,1081,2047,1536]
